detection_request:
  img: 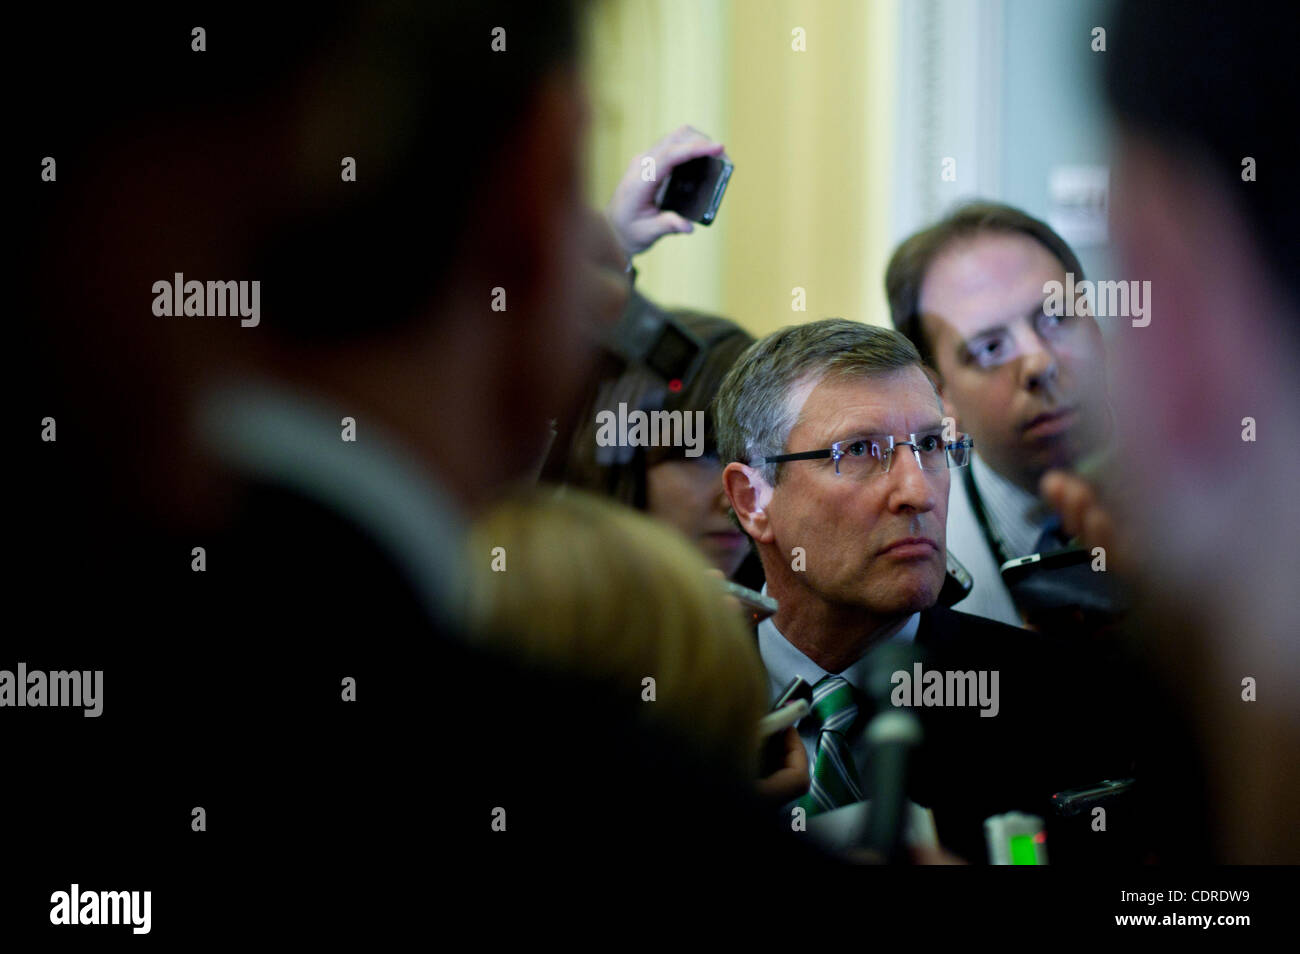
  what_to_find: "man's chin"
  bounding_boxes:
[863,577,943,616]
[1024,419,1106,472]
[897,590,941,615]
[1023,434,1077,467]
[1011,445,1076,491]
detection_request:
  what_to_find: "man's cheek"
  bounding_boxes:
[772,507,814,554]
[931,550,948,584]
[1060,351,1103,392]
[960,386,1008,440]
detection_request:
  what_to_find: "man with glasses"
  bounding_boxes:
[716,319,1129,862]
[885,202,1115,630]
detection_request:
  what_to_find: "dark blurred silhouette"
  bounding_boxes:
[1041,0,1299,863]
[14,2,832,939]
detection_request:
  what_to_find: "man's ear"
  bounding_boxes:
[723,462,775,543]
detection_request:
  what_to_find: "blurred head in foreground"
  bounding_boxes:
[24,0,602,526]
[465,488,769,778]
[1101,0,1299,862]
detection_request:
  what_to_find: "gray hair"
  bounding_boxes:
[713,319,928,485]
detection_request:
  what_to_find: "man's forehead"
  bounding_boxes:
[791,368,942,440]
[919,233,1064,337]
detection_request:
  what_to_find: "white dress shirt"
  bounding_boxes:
[969,452,1048,561]
[944,451,1050,628]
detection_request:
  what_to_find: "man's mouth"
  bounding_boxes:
[1022,406,1076,439]
[877,537,940,559]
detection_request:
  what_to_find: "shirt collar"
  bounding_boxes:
[194,378,468,628]
[756,584,919,701]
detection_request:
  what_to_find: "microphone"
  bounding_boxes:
[858,640,927,862]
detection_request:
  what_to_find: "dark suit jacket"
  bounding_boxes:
[756,604,1137,864]
[909,605,1136,863]
[14,467,838,940]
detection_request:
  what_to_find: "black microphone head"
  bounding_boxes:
[860,639,928,711]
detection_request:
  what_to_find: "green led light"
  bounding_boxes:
[1009,833,1039,865]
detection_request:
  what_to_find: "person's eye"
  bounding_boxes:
[845,440,869,457]
[917,434,942,452]
[969,335,1009,366]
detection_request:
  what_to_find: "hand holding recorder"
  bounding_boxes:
[605,125,730,257]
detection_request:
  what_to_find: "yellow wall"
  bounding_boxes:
[582,0,897,338]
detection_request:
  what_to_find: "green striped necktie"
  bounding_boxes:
[794,675,868,816]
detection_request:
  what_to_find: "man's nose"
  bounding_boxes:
[886,447,938,513]
[1018,329,1060,394]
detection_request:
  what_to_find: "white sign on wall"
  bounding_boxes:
[1048,165,1109,248]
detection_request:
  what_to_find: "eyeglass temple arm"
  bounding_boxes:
[757,449,833,464]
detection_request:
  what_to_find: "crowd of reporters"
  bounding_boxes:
[15,3,1296,919]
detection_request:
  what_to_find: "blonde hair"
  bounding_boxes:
[465,487,769,778]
